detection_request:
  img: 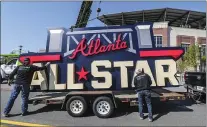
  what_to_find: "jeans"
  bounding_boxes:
[4,84,30,115]
[137,90,152,119]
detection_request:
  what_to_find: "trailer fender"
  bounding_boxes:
[61,92,117,110]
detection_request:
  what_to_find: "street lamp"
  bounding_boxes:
[19,45,23,54]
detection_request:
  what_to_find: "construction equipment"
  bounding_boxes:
[72,1,93,28]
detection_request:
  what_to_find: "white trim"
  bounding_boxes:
[201,44,206,46]
[181,42,190,45]
[153,22,168,28]
[154,34,163,37]
[66,28,133,35]
[136,25,150,29]
[171,26,206,31]
[49,29,64,34]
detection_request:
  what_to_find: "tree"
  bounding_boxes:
[177,59,187,73]
[176,53,189,73]
[184,43,199,70]
[201,55,206,72]
[201,56,206,62]
[10,51,15,54]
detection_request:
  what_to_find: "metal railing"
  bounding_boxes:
[176,73,185,85]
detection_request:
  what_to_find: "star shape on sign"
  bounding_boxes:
[76,67,89,81]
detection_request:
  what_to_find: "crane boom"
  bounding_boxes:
[74,1,93,28]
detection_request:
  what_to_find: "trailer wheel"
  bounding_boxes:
[66,96,87,117]
[93,96,114,118]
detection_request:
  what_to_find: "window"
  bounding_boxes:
[154,36,162,47]
[7,59,17,65]
[181,43,190,52]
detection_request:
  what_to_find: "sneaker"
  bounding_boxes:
[140,116,144,120]
[21,113,26,116]
[21,111,29,116]
[148,118,153,122]
[2,114,9,117]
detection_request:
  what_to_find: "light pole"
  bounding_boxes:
[19,45,23,54]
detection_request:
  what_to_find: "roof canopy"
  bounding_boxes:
[98,8,206,29]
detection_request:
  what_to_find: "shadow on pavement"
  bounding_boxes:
[28,104,96,117]
[112,99,194,120]
[13,99,194,120]
[7,113,22,117]
[28,104,62,115]
[152,100,194,121]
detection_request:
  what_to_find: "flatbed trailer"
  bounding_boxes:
[28,88,186,118]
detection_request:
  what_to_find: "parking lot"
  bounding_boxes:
[1,84,206,126]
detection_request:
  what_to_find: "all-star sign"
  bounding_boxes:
[19,23,184,91]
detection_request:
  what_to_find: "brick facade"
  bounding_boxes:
[152,22,205,47]
[153,28,168,47]
[197,37,206,45]
[176,35,195,46]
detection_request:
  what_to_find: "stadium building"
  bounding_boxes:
[98,8,206,71]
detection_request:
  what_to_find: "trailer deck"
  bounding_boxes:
[29,88,186,106]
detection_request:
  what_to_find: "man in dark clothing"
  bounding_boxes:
[3,58,49,117]
[134,69,153,122]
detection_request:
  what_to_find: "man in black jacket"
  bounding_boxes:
[134,69,153,122]
[3,58,49,117]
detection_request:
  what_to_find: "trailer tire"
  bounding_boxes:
[92,96,114,118]
[66,96,87,117]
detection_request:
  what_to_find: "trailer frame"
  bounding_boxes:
[28,88,187,118]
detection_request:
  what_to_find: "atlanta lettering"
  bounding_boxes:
[69,34,127,59]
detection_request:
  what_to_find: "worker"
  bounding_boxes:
[3,58,50,117]
[134,69,153,122]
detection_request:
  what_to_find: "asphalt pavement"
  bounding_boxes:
[0,83,206,126]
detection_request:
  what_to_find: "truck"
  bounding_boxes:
[18,22,187,118]
[184,71,206,103]
[0,54,20,83]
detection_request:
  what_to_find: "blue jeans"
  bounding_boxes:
[4,84,30,115]
[137,90,152,119]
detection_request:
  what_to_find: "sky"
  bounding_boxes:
[1,1,206,54]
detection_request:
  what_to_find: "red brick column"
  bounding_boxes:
[197,37,206,45]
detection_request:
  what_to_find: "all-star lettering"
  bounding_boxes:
[31,59,179,90]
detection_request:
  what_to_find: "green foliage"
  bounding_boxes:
[1,54,19,57]
[184,44,199,69]
[0,54,19,64]
[201,56,206,62]
[176,58,187,72]
[177,44,205,72]
[10,51,15,54]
